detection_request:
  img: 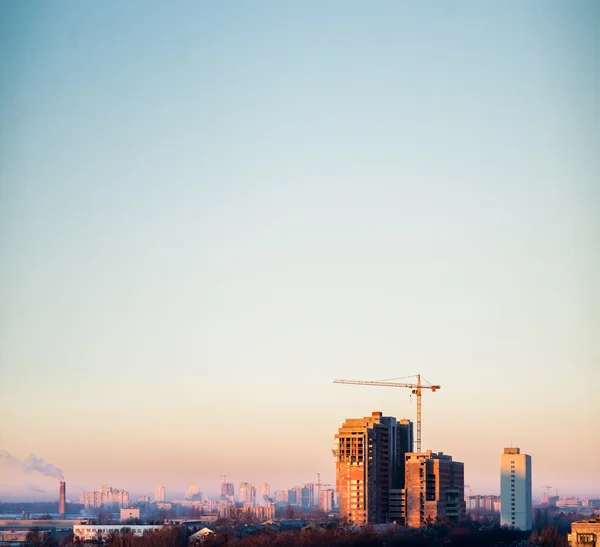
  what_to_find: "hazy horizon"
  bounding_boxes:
[1,1,598,502]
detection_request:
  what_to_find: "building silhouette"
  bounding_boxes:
[334,411,413,525]
[500,447,532,530]
[404,450,466,527]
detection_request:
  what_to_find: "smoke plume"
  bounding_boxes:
[0,451,64,480]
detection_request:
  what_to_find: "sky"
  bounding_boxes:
[0,1,598,502]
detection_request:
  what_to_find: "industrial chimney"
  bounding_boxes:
[59,481,66,518]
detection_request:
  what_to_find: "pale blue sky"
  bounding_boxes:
[1,1,598,501]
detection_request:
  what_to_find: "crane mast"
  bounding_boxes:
[333,374,440,453]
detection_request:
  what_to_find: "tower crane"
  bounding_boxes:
[333,374,440,453]
[542,485,553,499]
[317,473,331,490]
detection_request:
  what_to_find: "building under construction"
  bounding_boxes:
[333,412,413,525]
[334,412,465,527]
[404,450,466,527]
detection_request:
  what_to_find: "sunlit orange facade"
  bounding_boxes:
[405,450,465,527]
[334,412,413,525]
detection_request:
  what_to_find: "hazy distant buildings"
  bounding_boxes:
[220,482,234,501]
[259,483,270,503]
[334,411,414,525]
[404,450,466,527]
[239,482,256,504]
[287,486,302,508]
[186,484,202,500]
[319,489,335,513]
[274,490,288,507]
[500,447,532,530]
[154,485,166,503]
[74,525,162,541]
[242,502,275,521]
[466,494,501,514]
[81,485,130,508]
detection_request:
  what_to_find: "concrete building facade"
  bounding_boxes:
[404,451,465,528]
[319,489,335,513]
[186,484,201,500]
[500,447,532,530]
[239,482,256,504]
[334,411,413,525]
[74,525,162,541]
[220,482,234,501]
[120,508,140,522]
[154,485,166,503]
[568,517,600,546]
[81,485,130,508]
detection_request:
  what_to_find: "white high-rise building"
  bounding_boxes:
[154,485,166,503]
[500,447,532,530]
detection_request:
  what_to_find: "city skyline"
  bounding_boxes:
[1,1,599,502]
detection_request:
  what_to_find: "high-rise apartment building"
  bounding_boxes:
[334,411,413,525]
[319,489,335,513]
[274,489,288,507]
[404,450,466,527]
[288,485,302,507]
[81,485,130,508]
[500,447,532,530]
[154,486,165,503]
[239,482,256,504]
[221,482,234,500]
[186,484,201,500]
[259,483,270,503]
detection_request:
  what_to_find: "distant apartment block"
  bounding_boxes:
[319,489,335,513]
[239,482,256,504]
[186,484,201,500]
[303,483,320,509]
[274,490,288,506]
[287,485,302,508]
[334,411,413,525]
[557,497,583,509]
[220,482,234,501]
[81,485,130,508]
[259,483,270,503]
[120,508,140,522]
[154,485,166,503]
[467,495,501,514]
[74,525,162,541]
[242,502,275,521]
[404,450,466,527]
[500,447,532,531]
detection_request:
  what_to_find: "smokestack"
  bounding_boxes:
[59,481,66,518]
